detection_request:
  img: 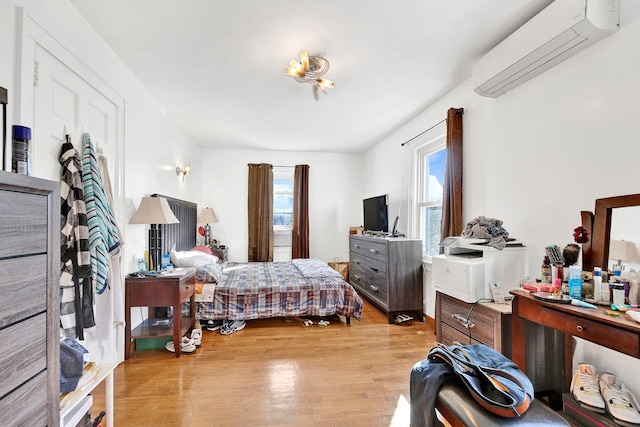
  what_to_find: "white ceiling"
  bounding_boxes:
[68,0,554,153]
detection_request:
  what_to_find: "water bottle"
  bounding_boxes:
[568,265,582,300]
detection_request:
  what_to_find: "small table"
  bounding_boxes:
[510,288,640,391]
[125,269,196,359]
[210,246,228,262]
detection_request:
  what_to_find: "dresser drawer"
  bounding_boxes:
[0,370,48,427]
[440,321,483,347]
[439,295,498,348]
[0,189,49,258]
[350,237,387,263]
[0,255,47,328]
[179,276,196,301]
[0,314,47,398]
[365,257,387,282]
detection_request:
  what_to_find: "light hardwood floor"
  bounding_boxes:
[91,303,437,426]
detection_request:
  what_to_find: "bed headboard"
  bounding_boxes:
[152,194,197,253]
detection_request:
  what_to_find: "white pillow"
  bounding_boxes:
[170,250,219,268]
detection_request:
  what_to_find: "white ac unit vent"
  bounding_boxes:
[472,0,619,98]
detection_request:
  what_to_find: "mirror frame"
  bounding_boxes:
[591,194,640,271]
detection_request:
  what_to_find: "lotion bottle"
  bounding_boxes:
[593,267,602,302]
[568,265,582,300]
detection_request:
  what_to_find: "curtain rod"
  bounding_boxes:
[400,118,446,147]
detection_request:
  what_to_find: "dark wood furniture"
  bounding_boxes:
[435,291,512,358]
[349,235,423,323]
[0,171,60,426]
[510,288,640,392]
[125,270,196,359]
[211,246,228,262]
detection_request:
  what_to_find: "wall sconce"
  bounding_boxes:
[176,165,191,183]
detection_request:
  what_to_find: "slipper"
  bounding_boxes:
[394,314,413,325]
[191,329,202,346]
[302,319,314,327]
[318,320,330,327]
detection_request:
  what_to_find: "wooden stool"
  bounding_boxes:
[435,381,570,426]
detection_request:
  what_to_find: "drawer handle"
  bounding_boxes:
[368,248,379,254]
[353,274,361,281]
[354,244,360,249]
[370,285,380,292]
[576,325,584,332]
[354,260,361,265]
[369,266,378,272]
[452,313,475,329]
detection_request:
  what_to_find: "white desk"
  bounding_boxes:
[60,362,117,427]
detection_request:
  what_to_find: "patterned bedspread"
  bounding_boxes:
[196,260,363,321]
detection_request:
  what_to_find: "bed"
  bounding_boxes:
[157,195,364,324]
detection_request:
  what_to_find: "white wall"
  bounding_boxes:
[201,148,363,263]
[0,0,204,362]
[364,0,640,397]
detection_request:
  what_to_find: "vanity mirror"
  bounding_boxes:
[587,194,640,272]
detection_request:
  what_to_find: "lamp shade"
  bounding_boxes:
[609,239,640,263]
[129,197,179,225]
[198,207,219,224]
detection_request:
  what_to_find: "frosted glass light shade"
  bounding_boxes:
[129,197,179,224]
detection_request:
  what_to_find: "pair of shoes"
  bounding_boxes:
[394,314,413,325]
[302,319,314,327]
[600,372,640,426]
[204,319,223,332]
[318,320,330,327]
[571,364,606,413]
[165,337,196,353]
[191,329,202,346]
[221,320,246,335]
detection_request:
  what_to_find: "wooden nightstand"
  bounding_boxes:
[211,246,228,261]
[125,269,196,359]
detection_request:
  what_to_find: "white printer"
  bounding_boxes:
[433,237,529,303]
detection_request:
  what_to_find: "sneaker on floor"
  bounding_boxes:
[220,320,246,335]
[571,363,606,413]
[600,373,640,426]
[204,319,224,332]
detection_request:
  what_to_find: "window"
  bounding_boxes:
[273,170,294,229]
[414,128,446,257]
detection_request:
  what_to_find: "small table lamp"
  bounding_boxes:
[198,207,219,247]
[129,197,179,271]
[609,239,640,271]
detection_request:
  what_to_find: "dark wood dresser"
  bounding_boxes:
[0,171,60,426]
[436,291,512,358]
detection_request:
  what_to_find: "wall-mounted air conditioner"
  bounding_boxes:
[472,0,619,98]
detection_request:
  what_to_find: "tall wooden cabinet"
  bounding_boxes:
[349,235,423,323]
[0,171,60,426]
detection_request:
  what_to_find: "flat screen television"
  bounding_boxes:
[363,194,389,233]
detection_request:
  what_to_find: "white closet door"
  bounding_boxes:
[32,44,117,182]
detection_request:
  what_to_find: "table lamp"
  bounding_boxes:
[129,197,179,271]
[609,239,640,271]
[198,207,219,247]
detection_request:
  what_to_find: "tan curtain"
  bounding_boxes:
[292,164,310,259]
[440,108,464,242]
[247,163,274,262]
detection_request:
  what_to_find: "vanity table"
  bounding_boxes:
[510,288,640,391]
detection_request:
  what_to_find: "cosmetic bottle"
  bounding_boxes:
[568,265,582,300]
[541,256,552,284]
[593,267,602,302]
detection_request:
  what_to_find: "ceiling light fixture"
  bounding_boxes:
[285,51,335,100]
